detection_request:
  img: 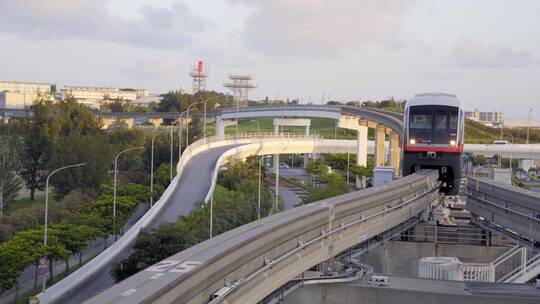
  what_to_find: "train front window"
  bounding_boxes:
[409,106,433,143]
[409,105,460,145]
[435,109,448,130]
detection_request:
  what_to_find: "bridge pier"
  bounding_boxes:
[216,117,238,138]
[148,118,164,129]
[273,118,311,168]
[375,124,387,167]
[390,132,401,177]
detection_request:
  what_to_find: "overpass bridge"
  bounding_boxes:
[30,105,540,303]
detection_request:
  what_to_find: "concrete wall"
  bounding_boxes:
[359,241,508,277]
[282,282,539,304]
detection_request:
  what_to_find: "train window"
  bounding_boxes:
[411,114,432,129]
[435,109,448,130]
[409,106,432,129]
[449,108,459,131]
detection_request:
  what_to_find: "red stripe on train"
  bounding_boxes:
[404,145,464,153]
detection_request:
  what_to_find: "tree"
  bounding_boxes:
[19,96,58,200]
[142,132,179,172]
[303,173,349,204]
[55,97,101,136]
[49,223,98,271]
[156,91,191,112]
[306,160,328,177]
[0,134,21,218]
[48,133,113,197]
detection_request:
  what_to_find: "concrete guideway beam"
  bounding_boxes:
[100,117,134,130]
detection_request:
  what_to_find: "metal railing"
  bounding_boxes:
[208,179,440,304]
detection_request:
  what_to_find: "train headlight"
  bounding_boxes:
[409,138,416,145]
[450,140,456,146]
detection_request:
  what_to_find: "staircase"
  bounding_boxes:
[493,246,540,283]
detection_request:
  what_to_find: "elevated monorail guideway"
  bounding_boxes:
[85,171,441,304]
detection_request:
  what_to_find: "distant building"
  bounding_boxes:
[465,109,503,126]
[61,86,150,109]
[0,81,54,108]
[503,119,540,128]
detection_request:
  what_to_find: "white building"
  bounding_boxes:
[61,86,150,109]
[465,109,504,126]
[0,81,53,94]
[0,81,54,108]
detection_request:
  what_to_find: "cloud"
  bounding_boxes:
[449,38,533,68]
[0,0,210,49]
[228,0,413,58]
[126,56,183,79]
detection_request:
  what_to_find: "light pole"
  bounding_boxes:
[185,101,203,148]
[150,129,172,206]
[501,132,514,170]
[251,119,260,135]
[202,96,220,139]
[210,192,214,238]
[42,163,86,292]
[258,155,262,220]
[527,109,533,144]
[113,147,143,241]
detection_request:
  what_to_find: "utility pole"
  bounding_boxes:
[527,109,533,144]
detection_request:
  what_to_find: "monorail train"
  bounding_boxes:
[402,93,464,195]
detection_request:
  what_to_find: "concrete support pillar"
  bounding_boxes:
[274,124,279,134]
[148,118,164,128]
[390,132,401,177]
[375,125,386,167]
[120,118,134,129]
[216,117,238,138]
[357,126,368,167]
[216,117,224,137]
[304,126,310,168]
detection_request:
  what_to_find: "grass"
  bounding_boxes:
[5,195,54,216]
[207,117,368,140]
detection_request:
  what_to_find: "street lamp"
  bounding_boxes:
[42,163,86,292]
[150,129,172,206]
[113,147,143,241]
[250,119,260,135]
[258,155,262,220]
[184,101,203,148]
[202,96,221,139]
[501,132,514,170]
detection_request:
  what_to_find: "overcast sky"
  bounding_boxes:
[0,0,539,118]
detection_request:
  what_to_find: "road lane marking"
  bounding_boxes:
[121,289,137,296]
[169,261,202,273]
[145,260,180,272]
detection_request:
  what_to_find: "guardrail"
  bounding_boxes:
[86,170,440,304]
[467,177,540,244]
[36,133,326,303]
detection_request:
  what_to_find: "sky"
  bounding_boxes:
[0,0,539,119]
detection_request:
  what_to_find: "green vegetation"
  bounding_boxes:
[302,154,373,204]
[110,158,273,281]
[0,95,176,302]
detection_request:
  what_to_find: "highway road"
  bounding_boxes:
[63,145,240,304]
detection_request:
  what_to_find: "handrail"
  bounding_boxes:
[208,180,440,303]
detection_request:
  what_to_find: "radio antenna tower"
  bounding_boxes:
[189,60,208,93]
[223,75,257,109]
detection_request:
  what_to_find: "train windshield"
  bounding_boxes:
[409,105,459,145]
